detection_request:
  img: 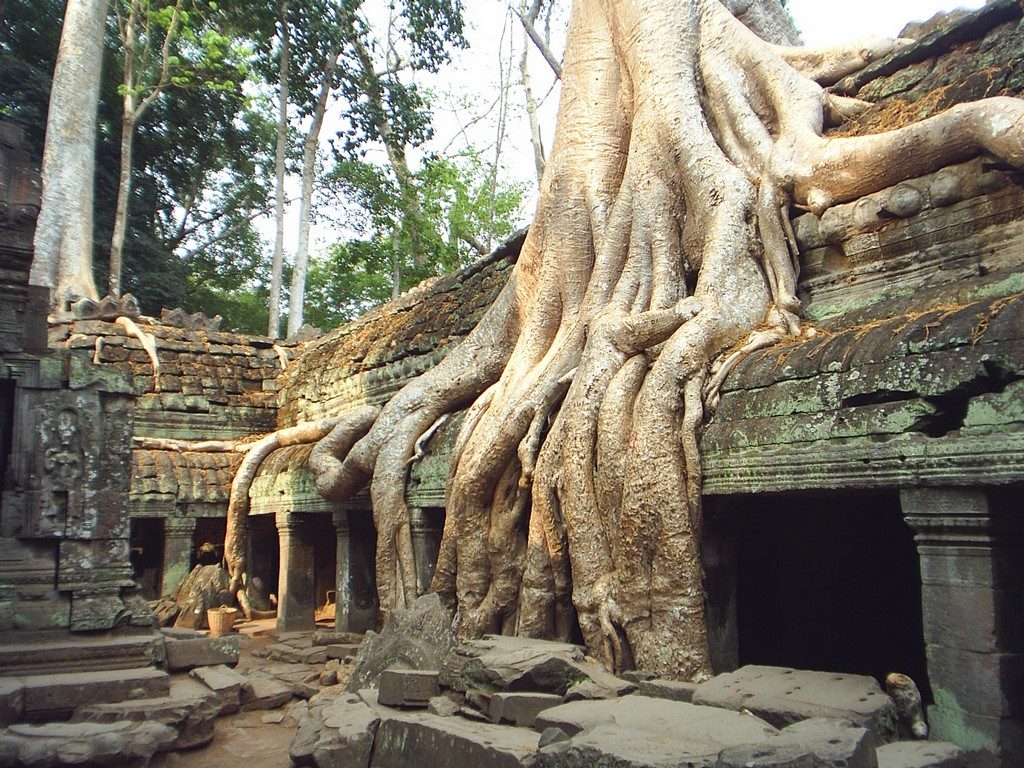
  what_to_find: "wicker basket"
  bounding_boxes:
[207,606,240,637]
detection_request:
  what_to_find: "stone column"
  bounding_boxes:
[901,488,1023,768]
[409,508,443,595]
[703,505,740,674]
[161,517,196,596]
[333,512,351,631]
[276,512,316,632]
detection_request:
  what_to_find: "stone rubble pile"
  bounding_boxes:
[288,597,967,768]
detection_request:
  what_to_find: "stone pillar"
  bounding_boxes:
[703,505,739,674]
[409,508,443,595]
[161,516,196,596]
[901,488,1023,768]
[333,512,351,631]
[276,512,316,632]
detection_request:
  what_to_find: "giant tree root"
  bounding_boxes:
[304,0,1023,679]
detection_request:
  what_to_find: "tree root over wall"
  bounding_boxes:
[232,0,1024,681]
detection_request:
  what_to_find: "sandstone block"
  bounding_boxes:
[0,720,176,767]
[0,679,24,726]
[20,667,170,721]
[72,678,220,750]
[325,644,362,660]
[635,678,698,702]
[489,692,562,727]
[693,665,898,741]
[377,668,439,707]
[533,697,778,768]
[717,718,877,768]
[240,674,294,711]
[315,698,381,768]
[877,741,966,768]
[163,634,239,671]
[189,664,252,714]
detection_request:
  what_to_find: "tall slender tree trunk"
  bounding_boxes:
[268,0,290,338]
[519,15,546,186]
[108,111,136,297]
[31,0,110,306]
[286,48,340,338]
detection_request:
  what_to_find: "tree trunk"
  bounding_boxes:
[268,0,289,339]
[519,5,546,186]
[286,48,340,338]
[302,0,1024,679]
[31,0,110,306]
[108,111,135,297]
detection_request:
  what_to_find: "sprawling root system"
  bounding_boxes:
[294,0,1022,679]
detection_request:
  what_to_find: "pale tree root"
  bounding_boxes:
[304,0,1024,680]
[222,407,379,611]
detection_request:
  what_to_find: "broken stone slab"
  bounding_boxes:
[442,634,633,697]
[369,704,540,768]
[876,741,966,768]
[19,667,170,721]
[717,717,878,768]
[325,644,362,660]
[490,692,562,728]
[563,677,637,702]
[428,695,461,717]
[0,720,176,767]
[692,665,898,741]
[348,594,456,693]
[635,678,698,702]
[71,677,220,750]
[312,630,364,647]
[377,668,439,708]
[314,697,381,768]
[163,633,239,671]
[189,664,252,715]
[532,696,779,768]
[240,674,294,711]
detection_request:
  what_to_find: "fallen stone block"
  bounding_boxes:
[490,692,562,727]
[564,677,637,701]
[377,668,439,707]
[190,664,252,714]
[297,647,328,665]
[19,667,170,721]
[314,698,381,768]
[312,630,364,647]
[241,674,294,711]
[717,717,878,768]
[163,633,239,671]
[693,666,898,741]
[0,720,176,767]
[370,709,539,768]
[428,696,461,717]
[877,741,966,768]
[533,696,779,768]
[262,711,285,724]
[72,677,220,750]
[635,678,698,702]
[348,594,456,692]
[443,634,632,697]
[325,644,362,660]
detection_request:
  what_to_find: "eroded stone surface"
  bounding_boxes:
[533,696,779,768]
[717,718,878,768]
[163,633,239,671]
[189,664,252,715]
[877,741,966,768]
[443,634,631,697]
[377,668,439,707]
[240,674,294,711]
[489,692,562,727]
[635,678,698,702]
[0,720,176,767]
[693,666,898,740]
[348,594,456,692]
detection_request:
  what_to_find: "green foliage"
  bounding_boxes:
[306,149,524,329]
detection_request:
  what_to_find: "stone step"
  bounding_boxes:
[13,666,171,722]
[0,631,164,675]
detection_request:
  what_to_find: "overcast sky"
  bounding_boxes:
[287,0,988,262]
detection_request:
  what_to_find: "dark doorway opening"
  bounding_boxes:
[313,514,338,621]
[248,514,279,608]
[130,517,164,599]
[735,492,930,702]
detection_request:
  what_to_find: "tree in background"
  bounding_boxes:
[108,0,250,297]
[29,0,110,306]
[305,149,524,328]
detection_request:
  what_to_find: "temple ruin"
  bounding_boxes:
[0,2,1022,767]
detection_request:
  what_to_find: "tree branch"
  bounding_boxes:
[513,4,562,80]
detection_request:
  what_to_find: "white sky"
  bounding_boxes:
[282,0,988,262]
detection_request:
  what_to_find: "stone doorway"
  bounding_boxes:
[731,492,930,700]
[129,517,164,599]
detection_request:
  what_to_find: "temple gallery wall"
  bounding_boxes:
[0,3,1022,766]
